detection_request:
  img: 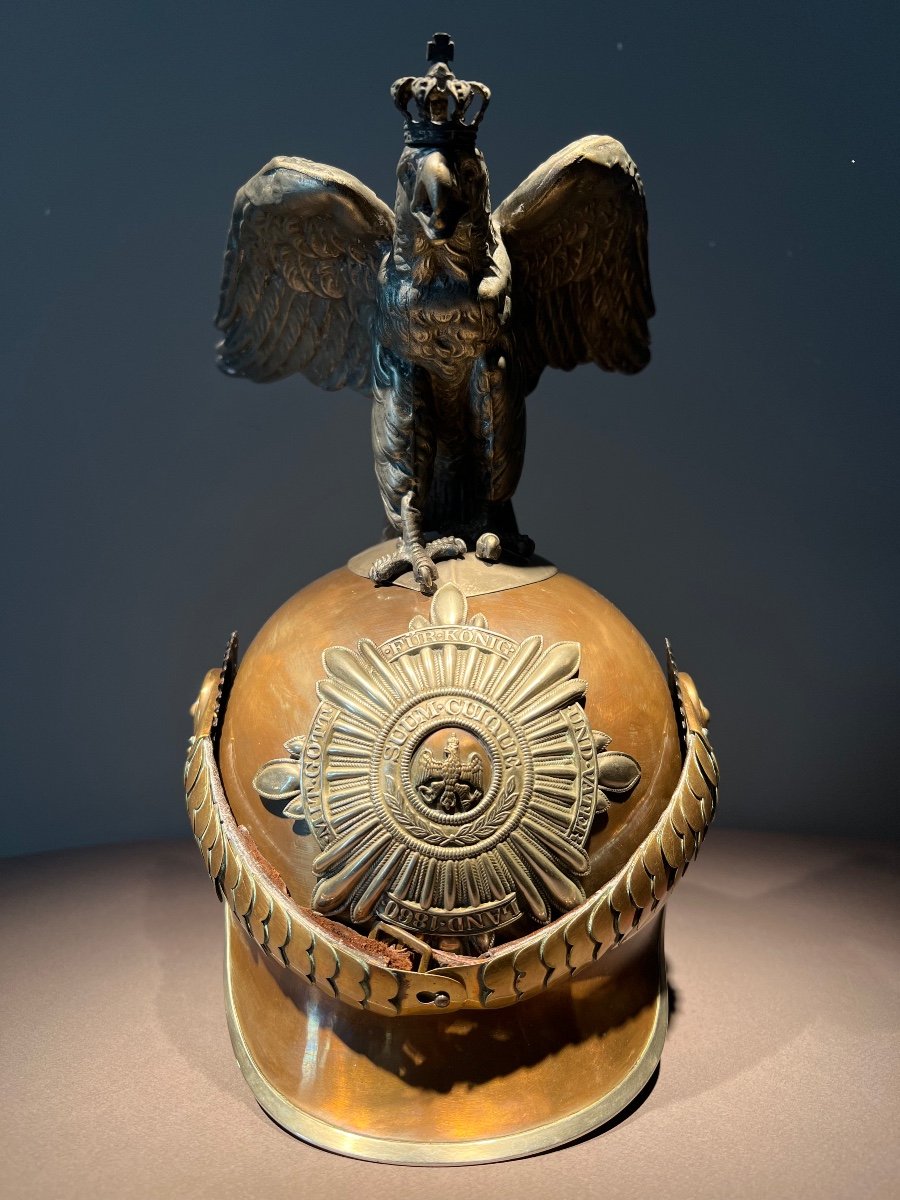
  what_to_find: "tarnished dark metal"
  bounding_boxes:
[216,34,653,593]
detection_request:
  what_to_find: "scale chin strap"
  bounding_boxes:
[185,639,718,1018]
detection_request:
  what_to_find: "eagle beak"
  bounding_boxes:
[411,151,463,242]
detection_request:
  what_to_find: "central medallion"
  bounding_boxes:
[253,584,642,948]
[411,731,486,813]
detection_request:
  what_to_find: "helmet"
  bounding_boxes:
[185,549,717,1164]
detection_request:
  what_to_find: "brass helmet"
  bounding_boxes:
[189,30,718,1165]
[186,553,717,1164]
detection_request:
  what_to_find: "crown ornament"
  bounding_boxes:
[391,32,490,148]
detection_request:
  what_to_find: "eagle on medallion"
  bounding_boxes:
[414,734,485,812]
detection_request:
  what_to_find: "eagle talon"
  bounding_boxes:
[369,493,466,593]
[368,535,466,594]
[411,547,439,593]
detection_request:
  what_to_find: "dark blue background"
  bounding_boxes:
[3,2,898,854]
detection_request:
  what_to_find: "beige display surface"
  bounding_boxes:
[4,831,898,1198]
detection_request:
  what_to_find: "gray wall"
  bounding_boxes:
[3,2,898,856]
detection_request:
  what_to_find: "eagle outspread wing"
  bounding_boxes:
[216,157,395,394]
[414,748,439,790]
[462,753,483,795]
[495,135,654,395]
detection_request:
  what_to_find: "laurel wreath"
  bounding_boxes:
[389,777,518,848]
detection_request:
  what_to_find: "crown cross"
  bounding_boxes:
[427,32,454,65]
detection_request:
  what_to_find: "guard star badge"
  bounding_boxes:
[252,583,642,950]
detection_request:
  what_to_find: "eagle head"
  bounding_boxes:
[396,144,490,246]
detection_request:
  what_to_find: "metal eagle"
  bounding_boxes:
[414,734,485,813]
[216,33,654,592]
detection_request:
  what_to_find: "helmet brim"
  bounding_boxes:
[224,907,667,1165]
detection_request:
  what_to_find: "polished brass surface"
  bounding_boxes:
[218,563,684,920]
[252,582,640,950]
[186,561,717,1005]
[225,908,668,1165]
[185,563,717,1154]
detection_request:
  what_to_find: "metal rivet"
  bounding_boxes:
[416,989,451,1008]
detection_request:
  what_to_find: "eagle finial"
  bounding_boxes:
[216,36,653,593]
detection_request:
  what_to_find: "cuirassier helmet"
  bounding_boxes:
[186,557,717,1164]
[192,24,715,1167]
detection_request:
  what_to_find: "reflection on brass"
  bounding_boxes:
[252,584,639,951]
[185,624,716,1017]
[187,29,720,1165]
[186,613,714,1158]
[216,33,651,593]
[225,906,669,1164]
